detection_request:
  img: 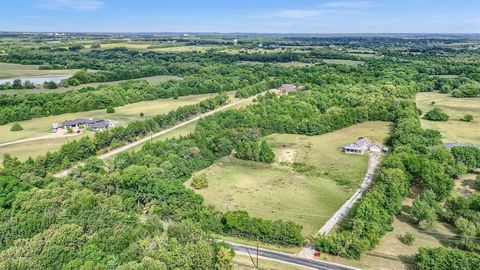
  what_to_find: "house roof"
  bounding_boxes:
[89,121,109,129]
[343,137,373,150]
[60,118,106,127]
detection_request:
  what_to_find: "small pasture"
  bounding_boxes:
[0,62,77,79]
[416,92,480,144]
[187,121,392,236]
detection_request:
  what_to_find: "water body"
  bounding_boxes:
[0,75,71,85]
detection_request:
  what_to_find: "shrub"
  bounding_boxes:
[43,81,58,89]
[140,112,144,117]
[10,123,23,132]
[424,108,449,121]
[462,114,474,122]
[398,232,415,245]
[191,174,208,189]
[106,106,115,113]
[416,247,480,270]
[222,210,304,246]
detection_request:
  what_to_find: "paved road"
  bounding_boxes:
[316,153,379,235]
[54,95,257,178]
[225,241,360,270]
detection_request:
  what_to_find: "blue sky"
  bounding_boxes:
[1,0,479,33]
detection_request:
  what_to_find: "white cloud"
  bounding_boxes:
[36,0,104,10]
[325,1,375,8]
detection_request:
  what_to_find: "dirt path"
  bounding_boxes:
[298,153,380,258]
[54,95,257,178]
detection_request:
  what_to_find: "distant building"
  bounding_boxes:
[279,84,297,94]
[59,118,112,131]
[342,137,382,154]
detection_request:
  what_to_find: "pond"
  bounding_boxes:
[0,75,71,85]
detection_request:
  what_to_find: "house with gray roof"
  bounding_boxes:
[59,118,111,131]
[342,137,382,154]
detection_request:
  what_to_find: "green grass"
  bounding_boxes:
[0,91,244,165]
[0,62,77,79]
[0,75,181,95]
[237,61,313,67]
[100,42,217,52]
[416,92,480,144]
[0,93,221,163]
[186,121,392,236]
[322,59,365,66]
[0,133,92,165]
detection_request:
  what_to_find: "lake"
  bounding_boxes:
[0,75,71,85]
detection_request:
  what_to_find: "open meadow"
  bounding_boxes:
[416,92,480,145]
[100,42,217,52]
[0,62,77,79]
[186,121,392,236]
[0,93,224,163]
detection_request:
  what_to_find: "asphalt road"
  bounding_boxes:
[225,241,360,270]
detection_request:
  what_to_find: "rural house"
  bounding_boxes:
[342,137,382,154]
[279,84,297,94]
[56,118,112,131]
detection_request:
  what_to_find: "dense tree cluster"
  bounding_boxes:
[0,79,36,90]
[222,211,304,246]
[2,94,229,174]
[0,64,268,125]
[423,108,449,121]
[415,247,480,270]
[1,35,479,268]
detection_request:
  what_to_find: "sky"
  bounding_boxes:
[1,0,479,33]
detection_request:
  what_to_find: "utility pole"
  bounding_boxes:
[256,237,259,269]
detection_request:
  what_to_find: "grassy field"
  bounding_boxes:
[0,93,221,163]
[322,59,365,66]
[0,62,77,79]
[100,42,217,52]
[0,75,181,95]
[237,61,314,68]
[186,121,392,235]
[416,92,480,144]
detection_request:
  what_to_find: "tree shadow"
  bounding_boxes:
[398,255,417,270]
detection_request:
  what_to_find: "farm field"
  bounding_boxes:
[187,121,392,235]
[237,61,314,67]
[322,59,365,66]
[416,92,480,145]
[0,75,181,95]
[100,42,218,52]
[0,62,78,79]
[0,93,226,163]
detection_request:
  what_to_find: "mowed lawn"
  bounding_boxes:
[0,93,222,162]
[416,92,480,144]
[0,62,77,79]
[187,121,392,236]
